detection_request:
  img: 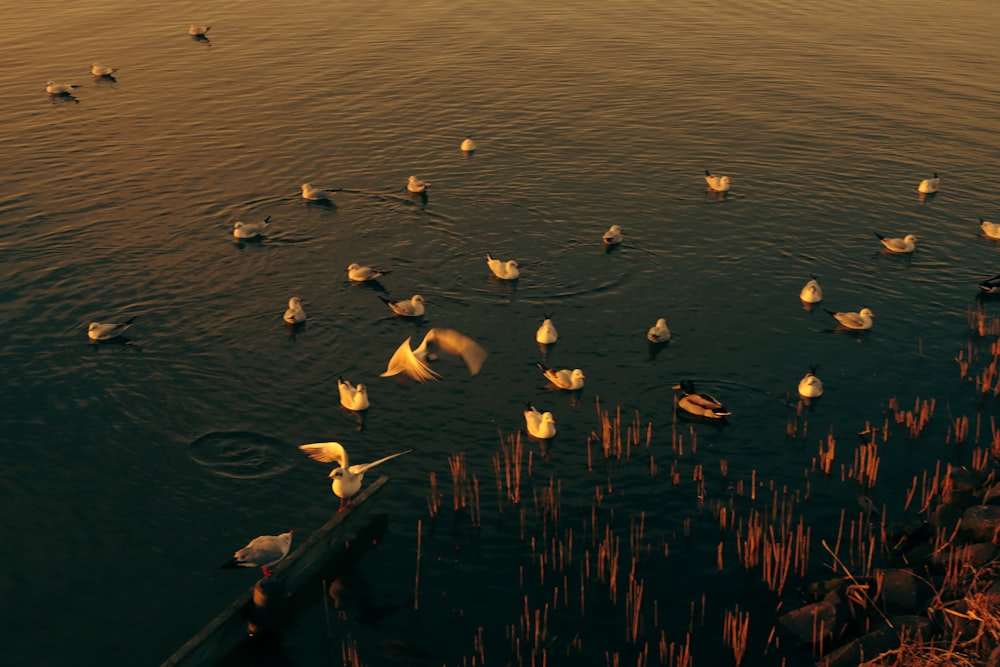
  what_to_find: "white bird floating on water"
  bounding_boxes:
[537,362,585,390]
[302,183,334,201]
[298,441,411,512]
[380,294,426,317]
[524,403,557,439]
[602,224,623,246]
[46,81,79,95]
[188,25,211,36]
[798,366,823,399]
[917,172,940,194]
[536,314,558,345]
[647,318,671,344]
[981,218,1000,240]
[347,262,389,282]
[88,316,136,341]
[220,530,294,577]
[800,275,823,304]
[874,232,918,254]
[283,296,306,324]
[407,175,429,193]
[91,63,117,77]
[460,137,477,152]
[486,254,520,280]
[825,307,875,330]
[979,274,1000,295]
[704,169,731,192]
[381,328,487,382]
[233,215,271,239]
[338,378,369,411]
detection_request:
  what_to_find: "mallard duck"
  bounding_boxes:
[799,275,823,303]
[979,274,1000,295]
[798,366,823,399]
[647,318,671,343]
[524,403,556,439]
[825,307,875,330]
[283,296,306,324]
[917,172,939,194]
[704,169,731,192]
[674,380,730,419]
[874,232,918,253]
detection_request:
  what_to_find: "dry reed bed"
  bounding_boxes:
[336,307,1000,666]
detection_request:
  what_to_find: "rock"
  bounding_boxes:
[942,487,980,509]
[985,481,1000,506]
[949,467,985,492]
[931,503,964,537]
[876,569,928,614]
[931,542,999,569]
[817,627,898,667]
[777,598,844,646]
[962,505,1000,542]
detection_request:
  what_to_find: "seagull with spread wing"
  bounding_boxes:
[380,328,487,382]
[299,442,411,512]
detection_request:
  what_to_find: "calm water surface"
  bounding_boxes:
[3,1,1000,665]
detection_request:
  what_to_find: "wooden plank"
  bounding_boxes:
[161,475,390,667]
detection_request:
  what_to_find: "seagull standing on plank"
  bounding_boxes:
[220,530,294,577]
[299,442,411,512]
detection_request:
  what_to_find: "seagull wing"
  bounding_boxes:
[299,442,348,467]
[835,312,864,328]
[427,328,488,376]
[349,449,412,475]
[380,337,440,382]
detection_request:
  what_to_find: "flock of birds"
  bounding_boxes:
[67,28,991,577]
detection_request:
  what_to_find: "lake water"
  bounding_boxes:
[3,1,1000,665]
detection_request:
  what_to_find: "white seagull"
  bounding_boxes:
[981,218,1000,240]
[486,254,520,280]
[91,63,117,77]
[283,297,306,325]
[798,366,823,399]
[407,176,430,193]
[917,172,940,194]
[381,328,487,382]
[188,25,211,36]
[524,403,557,439]
[233,215,271,239]
[220,531,294,577]
[46,81,79,95]
[88,316,136,341]
[347,263,389,282]
[602,224,623,246]
[536,314,558,345]
[460,137,477,152]
[298,442,411,512]
[825,307,875,330]
[302,183,334,201]
[800,275,823,303]
[704,169,731,192]
[380,294,426,317]
[874,232,918,254]
[647,318,671,344]
[537,362,585,390]
[337,378,369,411]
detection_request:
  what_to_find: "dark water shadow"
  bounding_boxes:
[191,34,212,47]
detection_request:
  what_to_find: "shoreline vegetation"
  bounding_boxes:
[379,306,1000,667]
